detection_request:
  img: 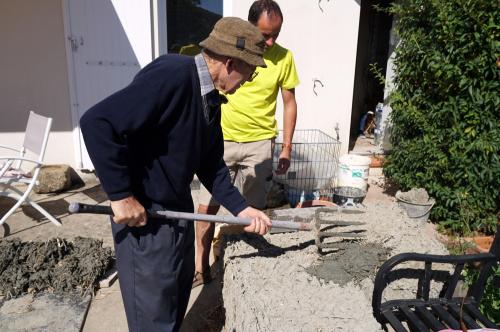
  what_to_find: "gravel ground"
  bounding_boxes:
[220,199,448,331]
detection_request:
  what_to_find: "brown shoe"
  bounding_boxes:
[192,268,213,289]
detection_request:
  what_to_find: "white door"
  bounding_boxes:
[65,0,153,169]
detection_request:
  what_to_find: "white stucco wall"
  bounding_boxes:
[65,0,153,169]
[228,0,361,154]
[1,1,361,166]
[382,18,398,151]
[0,1,153,168]
[109,0,153,67]
[0,1,75,166]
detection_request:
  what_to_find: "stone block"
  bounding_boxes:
[34,164,73,194]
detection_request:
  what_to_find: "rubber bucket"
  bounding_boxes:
[396,197,435,223]
[337,154,371,191]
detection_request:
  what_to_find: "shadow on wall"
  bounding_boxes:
[0,0,140,133]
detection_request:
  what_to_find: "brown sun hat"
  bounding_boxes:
[200,17,267,68]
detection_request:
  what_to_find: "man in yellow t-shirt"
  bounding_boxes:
[194,0,299,288]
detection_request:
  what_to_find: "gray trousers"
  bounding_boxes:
[111,215,194,332]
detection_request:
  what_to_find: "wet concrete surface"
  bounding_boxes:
[0,237,112,299]
[306,241,390,285]
[220,179,448,331]
[0,175,123,331]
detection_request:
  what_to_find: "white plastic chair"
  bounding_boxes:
[0,111,62,226]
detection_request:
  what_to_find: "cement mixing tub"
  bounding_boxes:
[333,186,366,207]
[396,194,435,223]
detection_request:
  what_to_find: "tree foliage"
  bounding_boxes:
[384,0,500,235]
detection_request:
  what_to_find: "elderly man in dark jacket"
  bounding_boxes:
[80,17,270,332]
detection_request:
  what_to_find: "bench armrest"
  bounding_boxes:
[372,251,498,323]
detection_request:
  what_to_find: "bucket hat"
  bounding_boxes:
[200,17,266,68]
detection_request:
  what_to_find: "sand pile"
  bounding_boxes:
[396,188,433,204]
[220,200,448,331]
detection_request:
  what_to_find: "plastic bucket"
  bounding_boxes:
[337,154,371,191]
[396,197,435,223]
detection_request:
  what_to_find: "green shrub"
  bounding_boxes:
[463,265,500,324]
[383,0,500,234]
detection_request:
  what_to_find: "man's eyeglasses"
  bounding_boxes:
[241,62,258,83]
[247,71,259,82]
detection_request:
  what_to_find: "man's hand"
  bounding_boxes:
[275,148,291,175]
[238,207,272,235]
[110,196,147,227]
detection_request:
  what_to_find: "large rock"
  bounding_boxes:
[34,165,73,193]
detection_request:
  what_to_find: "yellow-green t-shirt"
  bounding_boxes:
[221,43,299,142]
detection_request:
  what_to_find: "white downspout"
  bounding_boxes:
[151,0,167,59]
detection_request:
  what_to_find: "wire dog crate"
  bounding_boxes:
[272,129,341,207]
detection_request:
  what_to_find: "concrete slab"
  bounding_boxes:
[82,281,127,332]
[0,293,91,332]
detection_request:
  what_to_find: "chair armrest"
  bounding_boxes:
[0,159,14,177]
[0,144,22,153]
[372,251,496,322]
[0,157,42,178]
[0,156,42,166]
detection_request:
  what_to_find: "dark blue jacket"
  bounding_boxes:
[80,54,247,215]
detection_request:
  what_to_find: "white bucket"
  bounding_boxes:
[337,154,371,191]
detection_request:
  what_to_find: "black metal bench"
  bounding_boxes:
[372,226,499,331]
